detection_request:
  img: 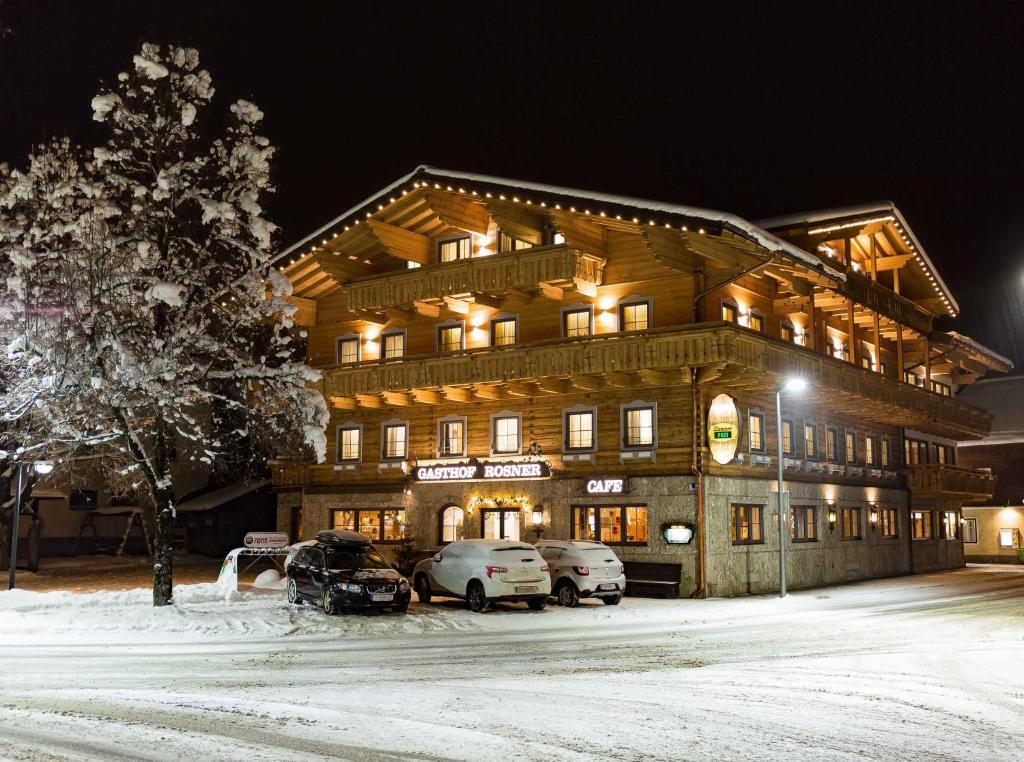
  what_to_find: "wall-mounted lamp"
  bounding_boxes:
[531,508,544,527]
[827,504,837,532]
[869,505,879,528]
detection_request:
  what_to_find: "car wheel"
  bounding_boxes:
[466,581,488,613]
[393,602,410,614]
[602,594,622,606]
[415,575,432,604]
[286,578,302,605]
[556,581,580,608]
[527,596,548,611]
[321,587,337,615]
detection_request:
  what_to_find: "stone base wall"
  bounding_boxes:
[909,498,966,573]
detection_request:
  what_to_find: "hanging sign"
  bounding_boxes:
[413,458,551,482]
[707,393,740,465]
[584,477,628,495]
[243,532,289,549]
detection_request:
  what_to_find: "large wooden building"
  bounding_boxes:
[271,167,1010,596]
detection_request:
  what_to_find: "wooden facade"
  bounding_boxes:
[272,168,1010,596]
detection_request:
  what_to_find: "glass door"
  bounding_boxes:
[481,509,521,540]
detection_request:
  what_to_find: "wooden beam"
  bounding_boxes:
[506,288,534,306]
[381,391,410,406]
[642,227,702,272]
[366,219,431,265]
[441,386,472,402]
[330,396,356,410]
[639,368,673,387]
[443,296,470,315]
[356,394,383,409]
[412,300,442,318]
[570,375,604,392]
[605,371,635,388]
[471,384,504,400]
[538,283,564,301]
[411,389,442,405]
[505,381,538,397]
[470,292,504,310]
[385,306,415,321]
[355,310,389,325]
[423,191,490,235]
[537,378,570,395]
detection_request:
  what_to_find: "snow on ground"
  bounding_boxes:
[0,565,1022,761]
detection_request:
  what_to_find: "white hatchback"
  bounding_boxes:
[412,539,552,612]
[535,540,627,607]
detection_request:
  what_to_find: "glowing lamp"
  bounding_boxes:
[827,505,837,531]
[531,509,544,527]
[33,462,54,475]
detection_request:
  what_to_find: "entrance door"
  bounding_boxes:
[482,509,521,541]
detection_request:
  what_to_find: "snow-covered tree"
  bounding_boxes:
[0,43,327,605]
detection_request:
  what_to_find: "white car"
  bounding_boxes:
[535,540,626,607]
[412,539,552,612]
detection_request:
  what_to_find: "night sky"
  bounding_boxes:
[2,1,1022,370]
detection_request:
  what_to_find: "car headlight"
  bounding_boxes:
[342,583,362,593]
[399,579,410,592]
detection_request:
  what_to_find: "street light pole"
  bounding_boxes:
[775,390,787,599]
[8,462,25,591]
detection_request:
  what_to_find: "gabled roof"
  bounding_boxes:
[276,165,845,283]
[757,202,958,317]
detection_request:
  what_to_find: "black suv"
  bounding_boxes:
[286,530,411,614]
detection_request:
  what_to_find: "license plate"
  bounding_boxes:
[598,583,617,591]
[371,593,394,602]
[515,586,538,593]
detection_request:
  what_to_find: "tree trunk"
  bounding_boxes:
[152,484,174,606]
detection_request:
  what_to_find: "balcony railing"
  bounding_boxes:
[319,322,992,439]
[905,463,997,501]
[346,244,606,311]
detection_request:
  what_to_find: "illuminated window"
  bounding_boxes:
[880,508,898,538]
[491,317,518,347]
[438,236,471,263]
[552,232,566,245]
[942,511,959,540]
[562,307,593,337]
[572,506,648,545]
[381,422,407,460]
[730,504,763,544]
[865,435,876,466]
[331,509,406,543]
[382,331,405,359]
[781,321,794,342]
[912,511,933,539]
[564,408,595,451]
[619,299,650,332]
[498,231,532,252]
[622,404,655,448]
[791,506,817,542]
[747,312,765,333]
[491,414,521,454]
[336,336,360,364]
[905,438,929,465]
[962,517,977,544]
[721,299,738,323]
[406,261,421,269]
[827,428,838,462]
[845,431,857,464]
[440,505,464,543]
[841,508,861,540]
[931,380,952,396]
[861,356,873,370]
[748,413,764,452]
[881,437,890,467]
[437,323,464,353]
[781,420,794,456]
[438,417,466,457]
[804,423,818,459]
[336,425,361,463]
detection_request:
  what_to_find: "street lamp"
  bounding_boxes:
[775,377,807,598]
[7,460,53,590]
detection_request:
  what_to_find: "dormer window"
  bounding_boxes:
[721,299,738,323]
[438,235,471,263]
[498,231,532,252]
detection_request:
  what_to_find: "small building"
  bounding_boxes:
[269,168,1010,596]
[958,376,1024,563]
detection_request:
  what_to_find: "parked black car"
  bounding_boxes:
[286,530,411,614]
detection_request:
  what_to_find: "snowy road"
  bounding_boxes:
[1,565,1022,761]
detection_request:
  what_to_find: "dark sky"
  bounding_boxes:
[2,0,1023,370]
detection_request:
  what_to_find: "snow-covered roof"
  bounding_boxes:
[175,477,269,513]
[276,166,845,282]
[940,331,1014,371]
[757,202,959,316]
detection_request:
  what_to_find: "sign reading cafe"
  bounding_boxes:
[413,459,551,483]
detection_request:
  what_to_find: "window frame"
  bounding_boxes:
[381,329,407,360]
[437,234,471,263]
[620,401,657,450]
[826,427,839,462]
[561,304,594,338]
[791,505,818,542]
[730,504,764,545]
[618,296,652,333]
[331,508,407,544]
[380,419,409,462]
[746,310,765,333]
[438,504,465,544]
[840,507,862,540]
[912,510,934,540]
[570,505,649,546]
[748,411,765,453]
[435,320,466,353]
[489,314,519,348]
[563,405,597,453]
[335,423,363,464]
[845,429,857,465]
[780,320,795,343]
[721,298,738,324]
[781,419,795,457]
[490,411,523,456]
[942,511,960,540]
[804,422,818,460]
[880,436,891,468]
[335,334,361,365]
[865,434,877,467]
[879,507,899,538]
[962,517,978,544]
[436,415,468,458]
[497,230,533,253]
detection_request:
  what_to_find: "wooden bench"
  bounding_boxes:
[623,561,682,599]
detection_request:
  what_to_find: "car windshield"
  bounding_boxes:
[325,548,390,570]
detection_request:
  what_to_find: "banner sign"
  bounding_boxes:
[243,532,289,549]
[412,459,550,483]
[707,393,740,465]
[584,477,628,495]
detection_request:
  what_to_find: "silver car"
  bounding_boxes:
[535,540,626,607]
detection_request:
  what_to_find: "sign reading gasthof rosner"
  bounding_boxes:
[413,459,550,482]
[243,532,290,549]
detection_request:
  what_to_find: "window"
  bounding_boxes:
[912,511,933,539]
[880,507,898,538]
[381,422,408,461]
[619,299,650,332]
[552,232,566,245]
[438,236,471,263]
[963,517,978,544]
[481,509,521,541]
[781,420,794,456]
[747,312,765,333]
[998,529,1016,549]
[845,431,857,464]
[336,336,360,365]
[622,404,655,449]
[438,417,466,457]
[440,505,464,543]
[562,306,593,338]
[865,435,876,466]
[781,321,794,343]
[905,438,929,465]
[730,504,764,544]
[861,355,872,370]
[804,423,818,459]
[881,437,890,468]
[382,331,406,360]
[931,380,952,397]
[498,231,532,252]
[721,299,738,323]
[942,511,959,540]
[833,341,849,362]
[571,506,649,545]
[791,505,817,542]
[407,261,421,269]
[827,428,839,462]
[905,371,925,387]
[490,316,518,347]
[748,412,765,452]
[437,322,464,353]
[336,425,361,463]
[841,508,861,540]
[934,444,955,465]
[491,414,521,455]
[564,407,596,451]
[332,508,407,543]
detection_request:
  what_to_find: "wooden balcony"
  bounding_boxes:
[843,272,934,336]
[318,323,992,440]
[346,244,606,312]
[905,464,997,502]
